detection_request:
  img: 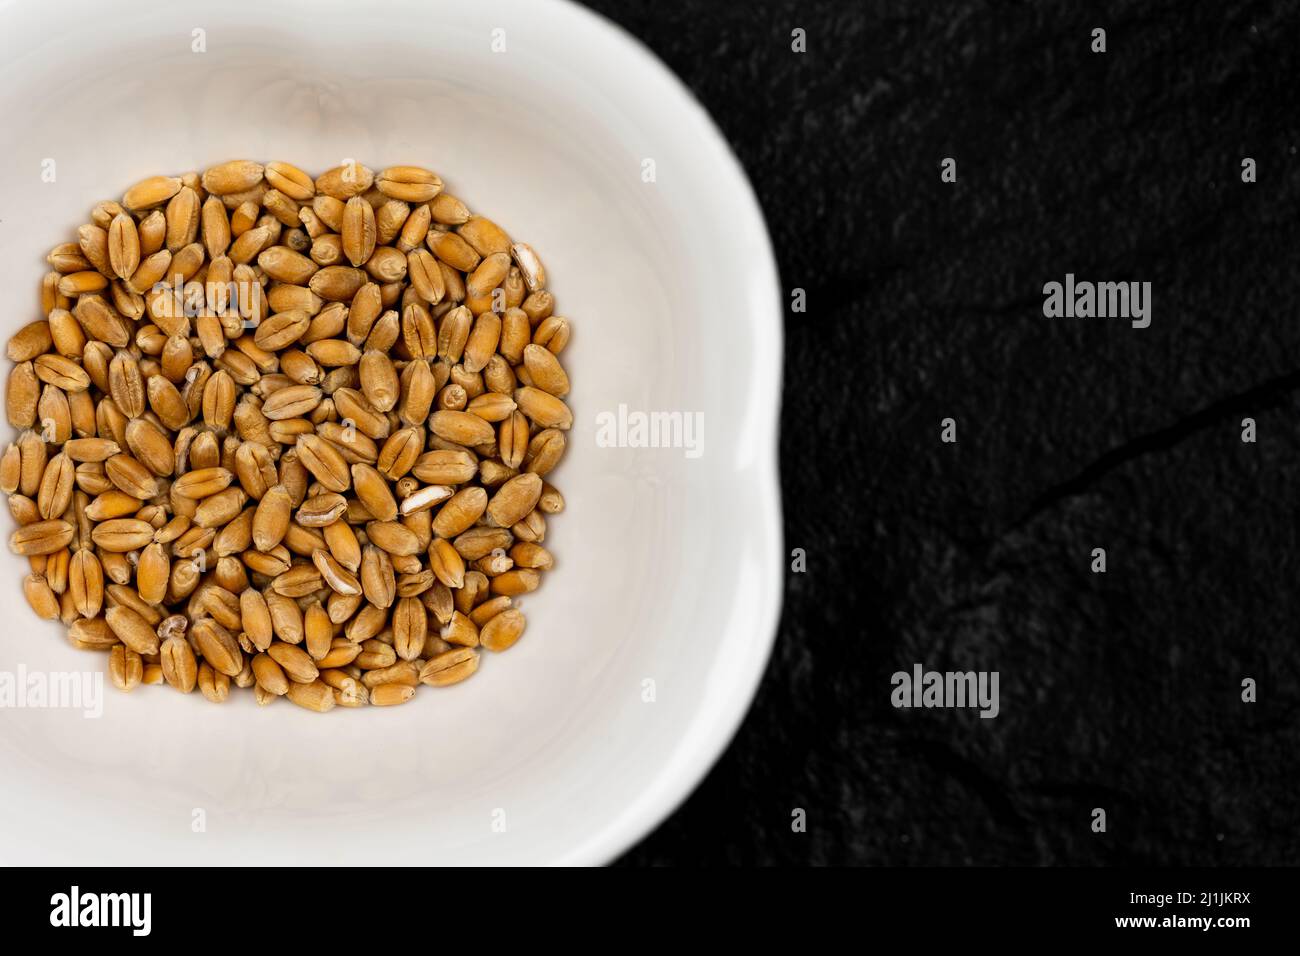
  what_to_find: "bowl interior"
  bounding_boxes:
[0,0,781,864]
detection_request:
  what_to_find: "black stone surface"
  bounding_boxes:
[582,0,1300,865]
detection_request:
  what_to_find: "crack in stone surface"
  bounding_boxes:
[1014,367,1300,529]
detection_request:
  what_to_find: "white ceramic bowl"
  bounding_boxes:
[0,0,782,864]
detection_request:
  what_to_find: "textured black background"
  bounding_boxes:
[587,0,1300,866]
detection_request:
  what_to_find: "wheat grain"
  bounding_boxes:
[5,159,570,711]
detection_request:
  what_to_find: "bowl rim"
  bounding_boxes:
[542,0,785,865]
